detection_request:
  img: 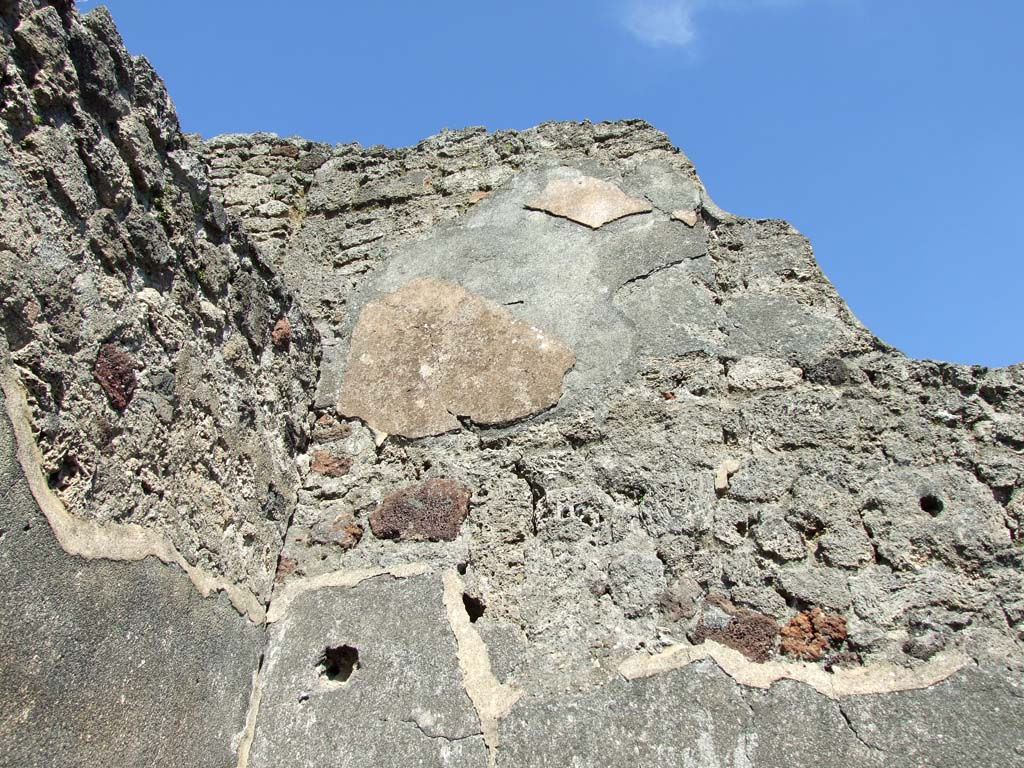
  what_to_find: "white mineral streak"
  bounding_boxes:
[265,562,432,623]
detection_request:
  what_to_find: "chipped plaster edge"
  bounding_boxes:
[442,569,522,768]
[0,363,266,623]
[618,639,972,698]
[266,562,432,623]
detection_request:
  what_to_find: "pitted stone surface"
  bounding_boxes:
[370,478,472,542]
[525,175,653,228]
[337,277,575,438]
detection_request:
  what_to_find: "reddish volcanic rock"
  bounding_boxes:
[690,594,778,663]
[369,478,471,542]
[271,317,291,348]
[310,512,363,551]
[311,450,352,477]
[93,344,137,411]
[780,607,848,661]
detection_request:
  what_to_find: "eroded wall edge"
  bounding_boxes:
[0,362,266,622]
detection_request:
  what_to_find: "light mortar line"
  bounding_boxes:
[0,363,266,622]
[233,665,263,768]
[618,639,972,698]
[265,562,432,623]
[442,569,522,768]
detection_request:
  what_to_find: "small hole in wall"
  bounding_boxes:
[920,495,944,516]
[462,593,486,623]
[47,454,79,491]
[318,644,359,684]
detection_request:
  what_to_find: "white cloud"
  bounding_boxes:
[623,1,699,48]
[621,0,807,48]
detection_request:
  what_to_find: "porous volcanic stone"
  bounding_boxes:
[271,317,291,348]
[337,277,574,438]
[93,343,136,410]
[660,575,702,622]
[691,595,779,662]
[310,450,352,477]
[780,608,848,661]
[369,478,471,542]
[525,176,653,228]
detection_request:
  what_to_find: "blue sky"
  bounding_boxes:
[80,0,1023,367]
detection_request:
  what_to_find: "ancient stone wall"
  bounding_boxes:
[2,2,1023,767]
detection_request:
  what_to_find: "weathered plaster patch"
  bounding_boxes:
[525,176,653,229]
[0,364,266,623]
[265,562,431,623]
[442,570,522,768]
[337,277,575,438]
[618,639,972,699]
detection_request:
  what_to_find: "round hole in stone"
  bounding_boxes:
[462,593,486,623]
[919,495,944,516]
[318,644,359,684]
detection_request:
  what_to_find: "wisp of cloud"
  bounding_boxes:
[622,0,699,47]
[622,0,805,48]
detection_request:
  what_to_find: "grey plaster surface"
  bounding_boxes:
[499,660,1024,768]
[249,574,487,768]
[353,164,711,415]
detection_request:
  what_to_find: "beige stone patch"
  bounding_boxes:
[525,176,652,229]
[337,278,575,438]
[715,458,742,494]
[442,570,521,768]
[727,356,803,391]
[671,208,700,227]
